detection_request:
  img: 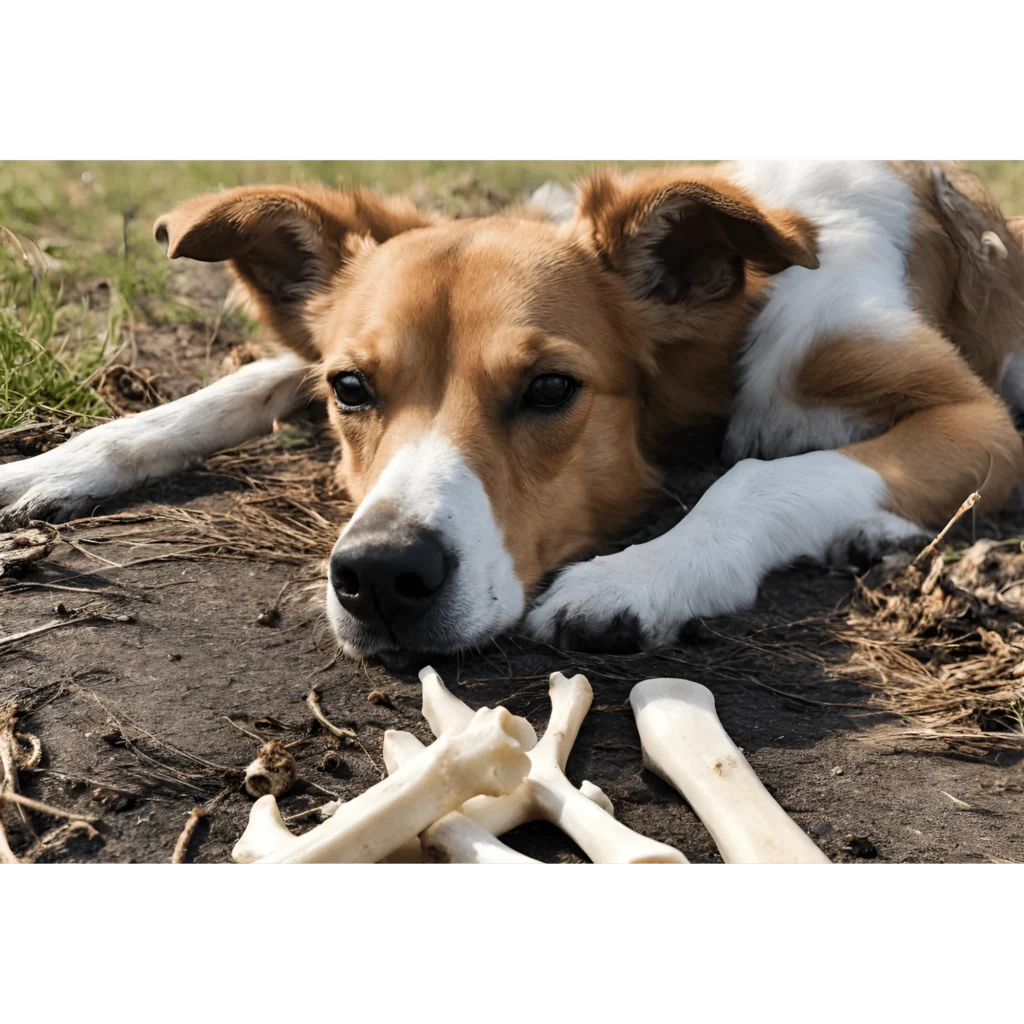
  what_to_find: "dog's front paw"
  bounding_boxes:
[0,459,92,529]
[826,513,931,572]
[523,552,679,653]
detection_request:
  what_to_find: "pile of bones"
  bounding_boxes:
[234,668,830,865]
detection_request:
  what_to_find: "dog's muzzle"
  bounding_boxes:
[329,516,455,638]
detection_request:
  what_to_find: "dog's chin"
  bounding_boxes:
[336,632,456,667]
[326,588,514,666]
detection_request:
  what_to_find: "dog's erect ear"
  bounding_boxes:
[154,186,434,358]
[577,170,819,306]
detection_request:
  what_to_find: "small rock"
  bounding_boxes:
[256,607,281,627]
[90,787,136,812]
[367,689,393,708]
[167,653,182,662]
[830,766,844,776]
[843,835,878,859]
[317,751,350,778]
[808,821,833,837]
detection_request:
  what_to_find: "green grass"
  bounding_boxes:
[0,239,118,430]
[2,160,1023,432]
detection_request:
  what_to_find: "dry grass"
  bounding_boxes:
[834,536,1024,753]
[51,425,353,568]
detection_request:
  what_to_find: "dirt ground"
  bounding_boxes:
[1,262,1022,865]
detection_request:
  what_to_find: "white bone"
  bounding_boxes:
[630,678,830,864]
[233,794,295,864]
[382,729,540,864]
[381,729,430,774]
[412,667,687,864]
[235,797,420,864]
[579,780,614,816]
[232,705,531,864]
[420,813,540,864]
[380,835,425,863]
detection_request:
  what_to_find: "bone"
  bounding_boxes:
[420,812,540,864]
[377,728,429,862]
[630,678,830,864]
[411,667,687,864]
[382,729,541,864]
[243,740,298,799]
[251,790,419,864]
[233,793,296,863]
[232,705,531,864]
[579,780,614,816]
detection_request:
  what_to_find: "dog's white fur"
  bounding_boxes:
[0,353,310,526]
[525,451,923,646]
[723,161,919,461]
[326,432,524,656]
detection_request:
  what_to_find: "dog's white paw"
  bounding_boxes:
[825,513,930,570]
[523,548,691,652]
[0,454,104,528]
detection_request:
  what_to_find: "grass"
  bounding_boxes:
[2,160,1024,433]
[0,241,115,430]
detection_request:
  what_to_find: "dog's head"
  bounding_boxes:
[156,169,816,657]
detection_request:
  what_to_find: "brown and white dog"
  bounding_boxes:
[3,162,1024,660]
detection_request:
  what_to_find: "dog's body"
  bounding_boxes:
[3,161,1023,659]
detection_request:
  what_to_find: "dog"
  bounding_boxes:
[3,161,1024,661]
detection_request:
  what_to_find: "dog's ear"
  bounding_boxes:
[577,170,819,306]
[154,186,434,358]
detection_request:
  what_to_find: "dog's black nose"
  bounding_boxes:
[330,530,451,629]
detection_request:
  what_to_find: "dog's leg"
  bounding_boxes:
[525,384,1023,652]
[0,353,311,527]
[523,450,927,650]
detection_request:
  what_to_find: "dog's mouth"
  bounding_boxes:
[326,580,521,664]
[371,647,422,671]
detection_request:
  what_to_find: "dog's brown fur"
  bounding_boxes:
[155,163,1024,596]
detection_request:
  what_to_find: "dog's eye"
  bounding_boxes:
[331,372,372,410]
[522,373,578,411]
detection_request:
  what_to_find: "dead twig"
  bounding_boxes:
[742,674,876,710]
[306,689,384,779]
[911,490,981,568]
[23,820,100,862]
[305,690,356,739]
[26,767,142,798]
[171,787,233,864]
[225,717,266,743]
[225,716,308,751]
[0,612,133,652]
[0,790,100,824]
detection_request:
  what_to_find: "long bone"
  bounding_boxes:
[380,684,610,860]
[383,731,617,864]
[381,730,541,864]
[408,667,687,864]
[234,794,424,864]
[232,705,532,864]
[630,678,830,864]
